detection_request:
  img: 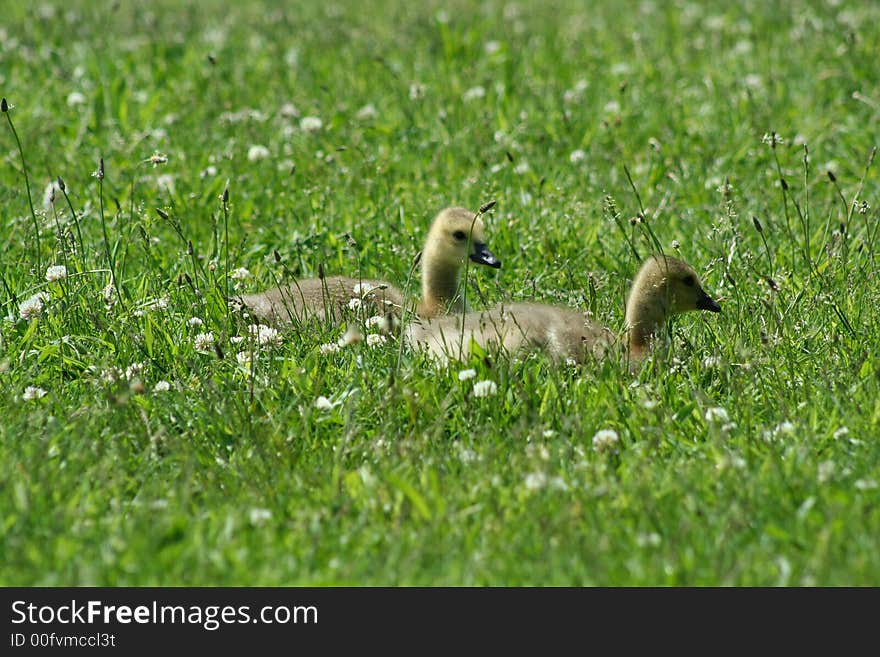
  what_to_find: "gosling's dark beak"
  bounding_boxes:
[696,290,721,313]
[470,242,501,269]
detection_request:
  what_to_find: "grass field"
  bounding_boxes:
[1,0,879,585]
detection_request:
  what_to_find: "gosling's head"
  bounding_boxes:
[630,254,721,316]
[424,207,501,270]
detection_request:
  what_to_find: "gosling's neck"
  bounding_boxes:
[419,251,463,317]
[624,295,668,360]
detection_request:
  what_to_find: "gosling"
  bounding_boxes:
[405,254,721,364]
[236,207,501,326]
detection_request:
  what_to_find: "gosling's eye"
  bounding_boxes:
[452,230,467,241]
[682,275,695,287]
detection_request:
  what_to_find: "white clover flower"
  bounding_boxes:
[125,362,144,380]
[280,102,300,118]
[356,104,378,120]
[236,351,252,366]
[604,100,621,114]
[524,472,548,491]
[100,366,122,384]
[66,91,86,107]
[458,447,478,463]
[352,282,375,296]
[463,86,486,102]
[365,315,388,329]
[248,508,272,525]
[569,149,587,163]
[260,326,281,347]
[314,396,335,411]
[705,407,730,423]
[776,421,795,436]
[45,265,67,282]
[366,333,387,347]
[319,342,340,355]
[671,239,681,250]
[855,479,878,491]
[592,428,619,452]
[636,532,662,548]
[545,476,567,492]
[458,369,477,381]
[23,386,48,401]
[716,453,746,471]
[194,331,215,353]
[200,165,218,178]
[409,82,426,100]
[563,79,589,104]
[247,145,270,161]
[248,323,281,347]
[300,116,323,133]
[514,160,530,174]
[279,44,299,65]
[230,336,245,345]
[187,317,204,327]
[832,427,849,440]
[153,380,171,393]
[157,173,175,194]
[702,355,721,369]
[761,132,784,147]
[348,297,362,311]
[148,152,168,166]
[716,180,733,195]
[19,293,46,320]
[817,460,835,484]
[472,380,498,397]
[484,40,501,55]
[744,74,763,89]
[257,324,281,347]
[230,267,250,280]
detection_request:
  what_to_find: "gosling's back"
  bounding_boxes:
[406,302,616,363]
[237,276,403,325]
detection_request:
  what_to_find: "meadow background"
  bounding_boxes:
[1,0,878,585]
